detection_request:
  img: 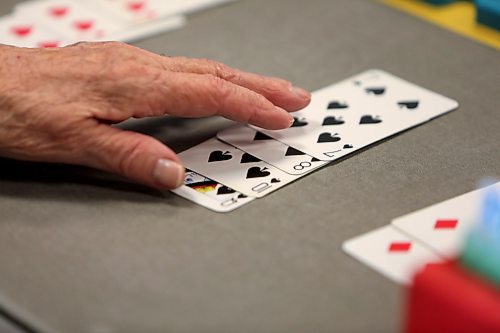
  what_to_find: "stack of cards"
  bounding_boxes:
[0,0,235,47]
[343,181,500,285]
[172,69,459,212]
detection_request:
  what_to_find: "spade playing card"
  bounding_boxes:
[217,124,328,175]
[171,169,255,212]
[342,225,443,285]
[253,69,459,161]
[391,181,500,259]
[178,137,298,198]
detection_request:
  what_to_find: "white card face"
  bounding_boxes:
[391,182,500,259]
[171,170,255,213]
[95,14,185,43]
[342,225,443,285]
[253,69,459,161]
[0,14,66,48]
[14,0,126,41]
[217,124,328,175]
[178,137,298,198]
[86,0,233,24]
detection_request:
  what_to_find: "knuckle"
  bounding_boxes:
[206,75,233,106]
[200,58,236,80]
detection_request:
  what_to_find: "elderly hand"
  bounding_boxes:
[0,42,311,189]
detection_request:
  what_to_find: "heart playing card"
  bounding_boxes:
[0,14,66,48]
[14,0,126,42]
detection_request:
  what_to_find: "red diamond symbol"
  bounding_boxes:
[434,219,458,230]
[388,241,411,253]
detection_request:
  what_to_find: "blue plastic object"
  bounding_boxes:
[476,0,500,31]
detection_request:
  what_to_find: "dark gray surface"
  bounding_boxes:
[0,1,499,333]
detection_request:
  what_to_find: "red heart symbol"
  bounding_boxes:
[11,25,32,37]
[127,1,145,12]
[73,20,94,31]
[49,6,68,17]
[37,40,60,48]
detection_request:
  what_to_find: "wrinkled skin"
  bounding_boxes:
[0,42,311,189]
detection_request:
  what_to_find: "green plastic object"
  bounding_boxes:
[460,228,500,286]
[460,184,500,286]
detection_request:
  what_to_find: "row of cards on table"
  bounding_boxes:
[172,69,459,212]
[0,0,234,47]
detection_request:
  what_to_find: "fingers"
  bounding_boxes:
[161,56,311,112]
[128,72,295,130]
[83,124,185,189]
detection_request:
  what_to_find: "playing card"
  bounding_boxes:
[0,13,67,48]
[391,181,500,259]
[95,14,185,43]
[178,137,298,198]
[14,0,126,42]
[342,225,443,285]
[171,169,255,212]
[217,124,328,175]
[253,69,459,161]
[86,0,234,24]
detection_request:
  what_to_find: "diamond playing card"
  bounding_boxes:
[391,181,500,258]
[343,225,443,285]
[253,69,459,161]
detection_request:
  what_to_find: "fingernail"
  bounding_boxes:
[288,114,295,126]
[153,159,185,188]
[290,86,311,100]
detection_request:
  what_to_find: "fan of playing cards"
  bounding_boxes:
[173,69,459,212]
[0,0,234,47]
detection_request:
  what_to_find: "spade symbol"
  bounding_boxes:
[208,150,232,162]
[311,157,321,162]
[285,146,305,156]
[217,186,236,195]
[238,193,248,199]
[343,144,353,149]
[359,115,382,124]
[365,87,385,95]
[327,101,348,109]
[253,132,273,140]
[291,117,308,127]
[322,116,345,126]
[271,178,281,183]
[246,166,271,179]
[398,100,419,109]
[317,132,341,143]
[240,153,261,163]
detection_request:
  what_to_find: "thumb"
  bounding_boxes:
[84,125,185,189]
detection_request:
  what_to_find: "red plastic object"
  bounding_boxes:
[404,261,500,333]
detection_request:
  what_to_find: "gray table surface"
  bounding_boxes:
[0,0,499,332]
